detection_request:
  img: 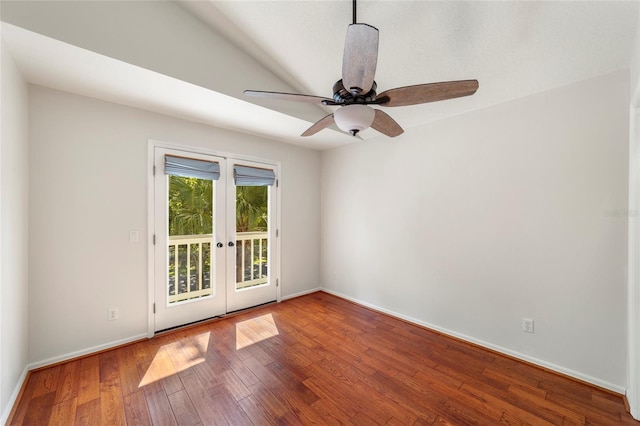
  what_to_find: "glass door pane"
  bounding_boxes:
[168,175,214,302]
[235,185,269,290]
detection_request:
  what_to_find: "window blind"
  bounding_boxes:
[233,165,276,186]
[165,155,220,180]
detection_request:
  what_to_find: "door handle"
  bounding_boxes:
[216,242,223,248]
[228,241,235,247]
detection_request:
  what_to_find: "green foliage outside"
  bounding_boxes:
[235,186,268,233]
[168,176,268,236]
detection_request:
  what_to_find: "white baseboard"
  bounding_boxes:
[28,333,149,371]
[280,286,322,301]
[320,288,626,395]
[1,365,28,426]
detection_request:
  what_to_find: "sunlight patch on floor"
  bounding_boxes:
[236,313,279,350]
[139,331,210,387]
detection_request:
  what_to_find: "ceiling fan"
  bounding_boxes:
[244,0,479,138]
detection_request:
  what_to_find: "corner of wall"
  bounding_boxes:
[0,38,30,421]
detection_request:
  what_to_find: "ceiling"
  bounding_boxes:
[3,1,639,149]
[183,0,639,138]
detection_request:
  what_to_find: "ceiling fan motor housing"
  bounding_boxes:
[333,79,377,105]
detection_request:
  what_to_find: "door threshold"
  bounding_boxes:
[154,300,278,336]
[223,300,278,317]
[155,314,225,335]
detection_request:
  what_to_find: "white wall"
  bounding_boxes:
[28,86,321,365]
[0,41,30,421]
[321,70,630,391]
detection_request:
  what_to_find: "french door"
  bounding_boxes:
[153,147,278,332]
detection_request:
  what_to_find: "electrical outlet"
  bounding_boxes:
[522,318,534,333]
[108,308,119,321]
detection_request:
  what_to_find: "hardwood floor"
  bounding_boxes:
[8,292,638,425]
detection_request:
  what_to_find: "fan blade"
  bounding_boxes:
[377,80,479,107]
[244,90,333,104]
[371,110,404,137]
[301,114,335,137]
[342,24,379,95]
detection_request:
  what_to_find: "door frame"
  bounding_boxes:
[147,140,281,337]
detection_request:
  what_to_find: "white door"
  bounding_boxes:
[153,148,227,331]
[153,147,278,331]
[226,160,278,313]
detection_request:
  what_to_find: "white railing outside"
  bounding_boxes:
[168,232,268,303]
[235,231,269,289]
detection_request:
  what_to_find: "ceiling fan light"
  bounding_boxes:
[334,104,375,136]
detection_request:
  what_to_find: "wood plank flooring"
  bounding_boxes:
[8,292,638,425]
